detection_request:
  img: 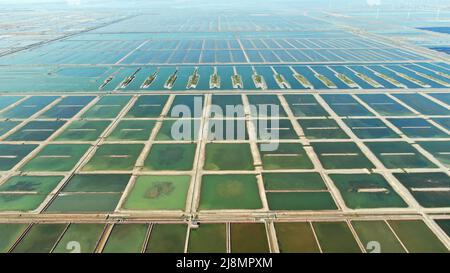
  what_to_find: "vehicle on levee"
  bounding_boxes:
[119,68,141,89]
[186,67,200,89]
[293,73,313,89]
[141,68,159,89]
[164,68,178,89]
[274,73,291,89]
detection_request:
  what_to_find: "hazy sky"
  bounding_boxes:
[2,0,449,3]
[1,0,449,9]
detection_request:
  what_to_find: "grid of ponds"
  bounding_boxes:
[0,26,428,66]
[1,62,450,92]
[0,92,449,216]
[1,9,450,253]
[0,218,447,253]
